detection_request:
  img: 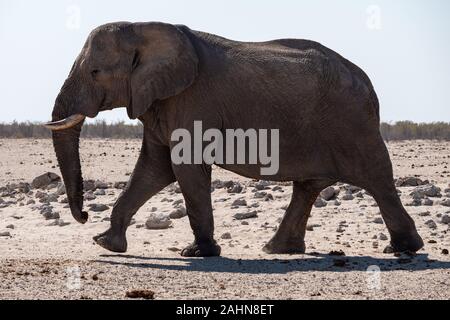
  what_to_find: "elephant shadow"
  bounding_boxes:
[95,252,450,274]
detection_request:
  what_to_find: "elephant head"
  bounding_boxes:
[45,22,198,224]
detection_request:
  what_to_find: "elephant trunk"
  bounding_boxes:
[51,113,88,224]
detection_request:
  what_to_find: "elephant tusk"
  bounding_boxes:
[44,114,86,131]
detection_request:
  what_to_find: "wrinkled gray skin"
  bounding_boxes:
[50,22,423,257]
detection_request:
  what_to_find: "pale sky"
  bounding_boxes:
[1,0,449,124]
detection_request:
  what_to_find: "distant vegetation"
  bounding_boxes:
[0,120,449,141]
[0,121,143,139]
[380,121,450,141]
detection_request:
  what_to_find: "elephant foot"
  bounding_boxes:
[93,229,127,253]
[180,241,221,257]
[389,230,424,253]
[263,239,306,254]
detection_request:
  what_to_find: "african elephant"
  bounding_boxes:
[45,22,423,257]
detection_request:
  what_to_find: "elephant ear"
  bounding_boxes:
[128,22,198,119]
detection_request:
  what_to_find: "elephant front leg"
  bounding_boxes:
[94,143,176,253]
[263,180,332,254]
[172,164,221,257]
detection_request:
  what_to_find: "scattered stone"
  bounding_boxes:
[442,249,449,255]
[169,206,187,219]
[395,177,427,187]
[94,189,106,196]
[83,180,96,192]
[383,245,395,254]
[113,181,127,189]
[31,172,61,189]
[26,199,35,205]
[410,184,441,199]
[231,198,247,207]
[342,185,361,194]
[43,210,60,220]
[125,290,155,300]
[334,200,341,206]
[379,233,388,241]
[221,232,232,240]
[167,247,180,252]
[341,193,354,201]
[328,250,345,256]
[241,221,249,225]
[47,219,70,227]
[373,217,384,224]
[425,219,437,229]
[422,198,433,206]
[440,199,450,207]
[441,214,450,224]
[172,199,184,207]
[88,203,109,212]
[418,211,431,217]
[254,191,267,199]
[0,231,11,237]
[227,182,243,194]
[233,211,258,220]
[84,192,96,201]
[55,183,66,196]
[320,187,338,201]
[145,214,172,230]
[94,180,109,189]
[314,197,327,208]
[254,180,271,190]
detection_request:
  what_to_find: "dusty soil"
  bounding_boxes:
[0,139,449,300]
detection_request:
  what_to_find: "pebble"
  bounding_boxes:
[233,211,258,220]
[172,199,184,207]
[145,214,172,230]
[395,177,426,187]
[221,232,232,239]
[379,233,388,241]
[425,219,437,229]
[441,214,450,224]
[227,182,243,194]
[94,189,106,196]
[341,193,354,201]
[410,184,441,198]
[84,192,96,201]
[320,187,337,201]
[314,197,327,208]
[373,217,384,224]
[31,172,61,189]
[0,231,11,237]
[88,203,109,212]
[169,206,187,219]
[231,198,247,207]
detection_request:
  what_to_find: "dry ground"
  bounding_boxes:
[0,139,449,300]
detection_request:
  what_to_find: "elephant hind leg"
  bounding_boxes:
[263,179,334,254]
[351,137,423,252]
[363,173,423,252]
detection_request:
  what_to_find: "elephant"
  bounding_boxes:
[45,21,424,257]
